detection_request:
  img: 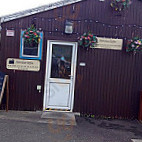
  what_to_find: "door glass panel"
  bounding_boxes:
[51,44,73,79]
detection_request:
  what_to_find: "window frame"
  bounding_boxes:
[20,31,43,60]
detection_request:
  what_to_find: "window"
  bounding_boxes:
[20,31,43,60]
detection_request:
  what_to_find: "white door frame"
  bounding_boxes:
[43,40,78,111]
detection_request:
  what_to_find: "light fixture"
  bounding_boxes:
[65,20,73,34]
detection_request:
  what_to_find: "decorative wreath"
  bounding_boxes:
[110,0,131,11]
[23,25,40,47]
[78,32,98,49]
[126,37,142,54]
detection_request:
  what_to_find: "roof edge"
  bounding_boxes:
[1,0,84,23]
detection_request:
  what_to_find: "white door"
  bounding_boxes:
[44,41,78,111]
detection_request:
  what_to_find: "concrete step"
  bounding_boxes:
[41,111,77,126]
[0,111,77,126]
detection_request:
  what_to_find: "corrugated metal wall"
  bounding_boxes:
[1,0,142,118]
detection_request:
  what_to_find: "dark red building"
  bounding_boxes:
[0,0,142,119]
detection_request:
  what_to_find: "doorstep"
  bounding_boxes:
[41,111,77,125]
[0,110,77,126]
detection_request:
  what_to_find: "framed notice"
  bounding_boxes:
[6,30,15,37]
[20,31,43,60]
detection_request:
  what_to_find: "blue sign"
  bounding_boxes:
[0,72,5,97]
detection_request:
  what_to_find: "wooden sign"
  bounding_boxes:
[92,37,123,50]
[6,58,40,72]
[0,72,9,112]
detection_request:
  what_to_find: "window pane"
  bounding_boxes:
[23,42,38,56]
[51,44,72,79]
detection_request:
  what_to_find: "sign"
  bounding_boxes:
[79,62,86,67]
[0,72,6,104]
[92,37,123,50]
[6,58,40,72]
[6,30,15,37]
[0,72,9,112]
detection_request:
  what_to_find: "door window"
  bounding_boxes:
[51,44,72,79]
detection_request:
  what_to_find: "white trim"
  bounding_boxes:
[43,40,78,111]
[43,40,51,110]
[1,0,84,23]
[49,78,71,83]
[70,42,78,111]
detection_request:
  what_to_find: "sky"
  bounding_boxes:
[0,0,60,17]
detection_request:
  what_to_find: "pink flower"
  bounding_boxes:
[34,32,37,36]
[25,35,30,38]
[88,37,91,40]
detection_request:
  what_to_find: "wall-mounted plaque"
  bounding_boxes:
[92,37,123,50]
[6,30,15,37]
[6,58,40,72]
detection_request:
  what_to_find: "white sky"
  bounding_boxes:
[0,0,60,17]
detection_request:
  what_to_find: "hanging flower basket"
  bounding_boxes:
[78,32,98,50]
[23,25,40,48]
[110,0,131,11]
[126,37,142,54]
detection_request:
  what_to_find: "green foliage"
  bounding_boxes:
[78,32,98,50]
[23,25,40,47]
[126,37,142,53]
[110,0,131,11]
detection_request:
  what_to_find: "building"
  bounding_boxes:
[0,0,142,119]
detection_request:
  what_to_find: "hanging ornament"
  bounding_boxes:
[110,0,132,12]
[23,25,40,48]
[78,32,98,50]
[126,37,142,54]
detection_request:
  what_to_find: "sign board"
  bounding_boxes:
[6,58,40,72]
[0,72,6,104]
[0,72,9,112]
[92,37,123,50]
[6,30,15,37]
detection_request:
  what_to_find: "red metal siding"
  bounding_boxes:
[139,92,142,121]
[74,48,142,119]
[0,0,142,118]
